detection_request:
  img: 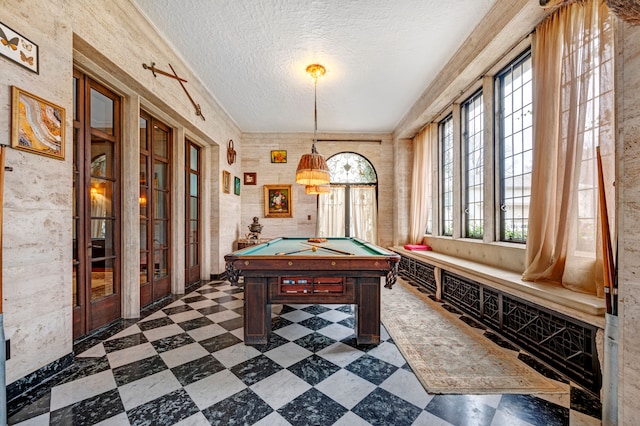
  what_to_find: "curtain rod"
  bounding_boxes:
[317,139,382,144]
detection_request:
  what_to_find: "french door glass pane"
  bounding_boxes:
[153,126,168,157]
[190,145,198,170]
[154,190,168,219]
[190,197,198,219]
[190,173,198,196]
[154,162,168,190]
[90,89,114,135]
[91,258,114,301]
[139,117,148,150]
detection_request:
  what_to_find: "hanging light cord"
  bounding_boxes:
[312,76,319,154]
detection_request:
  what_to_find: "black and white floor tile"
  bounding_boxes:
[8,280,602,425]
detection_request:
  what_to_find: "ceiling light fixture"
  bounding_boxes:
[305,185,330,195]
[296,64,330,187]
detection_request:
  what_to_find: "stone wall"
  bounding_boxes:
[618,17,640,425]
[0,0,241,383]
[240,133,394,247]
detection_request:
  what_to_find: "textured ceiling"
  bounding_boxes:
[133,0,497,134]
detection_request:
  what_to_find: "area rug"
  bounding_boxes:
[381,279,567,395]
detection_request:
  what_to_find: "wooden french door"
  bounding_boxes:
[139,111,172,307]
[73,70,121,339]
[185,140,201,286]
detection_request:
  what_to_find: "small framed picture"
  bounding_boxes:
[11,86,65,160]
[244,172,257,185]
[222,170,231,193]
[0,22,39,74]
[264,184,292,218]
[234,176,241,195]
[271,150,287,163]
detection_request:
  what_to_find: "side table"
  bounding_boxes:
[237,238,270,250]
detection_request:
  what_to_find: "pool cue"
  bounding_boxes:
[0,146,6,425]
[596,146,615,315]
[275,247,313,256]
[302,242,354,256]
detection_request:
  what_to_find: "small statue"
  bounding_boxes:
[247,217,263,239]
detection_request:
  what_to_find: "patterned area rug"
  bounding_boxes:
[381,279,567,395]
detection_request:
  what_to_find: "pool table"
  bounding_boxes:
[224,237,400,345]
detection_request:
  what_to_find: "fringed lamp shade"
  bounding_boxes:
[305,184,330,195]
[296,151,330,186]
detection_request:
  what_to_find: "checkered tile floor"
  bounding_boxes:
[8,280,602,425]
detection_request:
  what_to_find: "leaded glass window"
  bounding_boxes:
[327,152,377,184]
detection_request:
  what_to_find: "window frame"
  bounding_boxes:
[495,50,533,244]
[439,114,454,237]
[462,90,484,239]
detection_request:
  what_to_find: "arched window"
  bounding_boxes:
[318,152,378,242]
[327,152,377,184]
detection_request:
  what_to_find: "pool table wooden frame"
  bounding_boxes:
[224,237,400,345]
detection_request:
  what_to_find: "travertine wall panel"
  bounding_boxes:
[240,133,394,247]
[393,138,413,245]
[618,19,640,425]
[0,0,241,384]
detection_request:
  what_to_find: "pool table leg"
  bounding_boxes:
[355,278,381,345]
[244,278,271,345]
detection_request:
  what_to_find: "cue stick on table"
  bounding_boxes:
[275,247,314,256]
[302,242,354,256]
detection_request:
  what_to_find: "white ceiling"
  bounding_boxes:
[133,0,497,134]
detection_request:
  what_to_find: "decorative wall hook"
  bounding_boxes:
[227,139,237,165]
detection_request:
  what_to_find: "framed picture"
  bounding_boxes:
[11,86,65,160]
[244,172,257,185]
[234,176,241,195]
[0,22,39,73]
[271,150,287,163]
[264,184,293,218]
[222,170,231,193]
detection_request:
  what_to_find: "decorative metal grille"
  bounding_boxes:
[502,296,599,388]
[483,287,500,329]
[443,273,481,317]
[397,254,601,394]
[398,256,436,293]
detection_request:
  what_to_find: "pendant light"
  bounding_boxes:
[296,64,330,186]
[304,185,330,195]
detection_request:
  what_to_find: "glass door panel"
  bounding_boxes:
[185,140,201,286]
[140,112,171,306]
[72,71,121,339]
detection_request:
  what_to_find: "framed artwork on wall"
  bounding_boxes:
[244,172,257,185]
[222,170,231,193]
[11,86,65,160]
[0,22,39,73]
[271,150,287,163]
[264,184,292,218]
[234,176,241,195]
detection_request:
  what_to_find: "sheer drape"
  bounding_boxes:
[350,185,378,243]
[317,185,346,237]
[522,0,614,295]
[409,124,434,244]
[317,185,378,242]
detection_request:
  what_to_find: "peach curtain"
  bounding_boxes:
[522,0,614,295]
[409,124,435,244]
